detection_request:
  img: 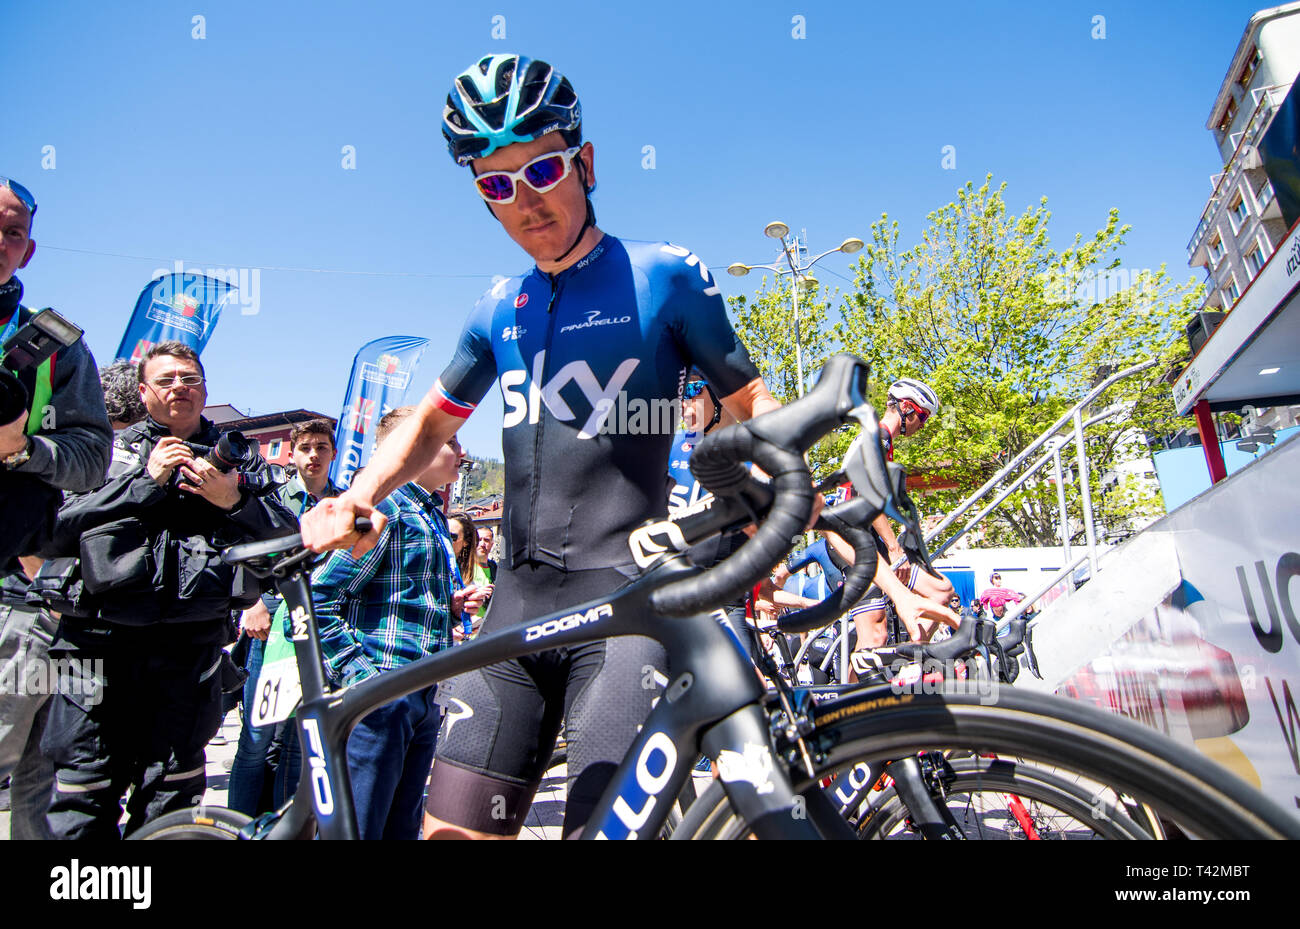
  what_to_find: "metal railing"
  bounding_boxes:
[923,358,1159,597]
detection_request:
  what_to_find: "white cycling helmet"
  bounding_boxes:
[888,377,940,418]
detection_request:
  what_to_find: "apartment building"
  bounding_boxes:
[1186,4,1300,316]
[1174,3,1300,484]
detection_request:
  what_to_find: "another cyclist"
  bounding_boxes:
[302,54,779,839]
[848,378,956,652]
[666,370,761,660]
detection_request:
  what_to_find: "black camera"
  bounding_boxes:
[184,431,260,473]
[1,309,83,569]
[1,309,82,426]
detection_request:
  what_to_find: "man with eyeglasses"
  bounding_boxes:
[0,175,112,838]
[38,340,294,838]
[302,53,778,839]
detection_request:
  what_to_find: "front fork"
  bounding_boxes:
[700,705,824,839]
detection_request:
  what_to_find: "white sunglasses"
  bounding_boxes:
[473,147,582,204]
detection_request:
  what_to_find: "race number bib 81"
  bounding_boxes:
[250,602,302,726]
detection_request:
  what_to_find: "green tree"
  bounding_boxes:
[721,179,1199,547]
[463,456,504,498]
[728,275,835,404]
[728,275,848,476]
[831,176,1199,547]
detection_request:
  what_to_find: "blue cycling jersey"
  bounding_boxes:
[434,235,759,571]
[667,430,710,512]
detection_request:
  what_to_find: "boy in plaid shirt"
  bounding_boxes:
[310,407,487,839]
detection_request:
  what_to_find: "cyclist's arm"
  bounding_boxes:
[773,589,820,610]
[824,530,855,566]
[719,377,780,421]
[871,513,906,564]
[873,559,959,639]
[301,399,463,556]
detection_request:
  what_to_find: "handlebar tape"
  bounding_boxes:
[651,354,870,618]
[651,430,812,616]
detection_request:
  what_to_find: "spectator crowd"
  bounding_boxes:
[0,172,505,840]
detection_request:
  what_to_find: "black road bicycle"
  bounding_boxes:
[132,354,1300,840]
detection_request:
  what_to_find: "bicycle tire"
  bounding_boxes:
[854,755,1149,840]
[672,685,1300,840]
[131,805,253,840]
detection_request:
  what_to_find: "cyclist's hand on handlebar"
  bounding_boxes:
[300,493,386,558]
[894,590,961,641]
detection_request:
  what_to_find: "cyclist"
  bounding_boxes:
[666,370,762,660]
[301,53,780,839]
[848,377,956,652]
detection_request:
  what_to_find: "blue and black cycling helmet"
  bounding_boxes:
[442,54,582,166]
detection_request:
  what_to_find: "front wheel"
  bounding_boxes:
[853,755,1149,840]
[130,805,253,840]
[673,685,1300,840]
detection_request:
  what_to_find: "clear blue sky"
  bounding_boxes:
[6,0,1268,460]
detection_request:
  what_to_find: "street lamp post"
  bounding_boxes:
[728,224,863,397]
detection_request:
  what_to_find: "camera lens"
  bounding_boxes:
[206,431,256,473]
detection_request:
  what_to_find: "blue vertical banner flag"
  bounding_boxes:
[329,335,431,489]
[114,272,237,364]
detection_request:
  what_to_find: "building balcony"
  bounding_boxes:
[1187,83,1291,264]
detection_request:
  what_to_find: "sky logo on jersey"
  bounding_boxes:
[499,352,683,438]
[572,241,606,271]
[501,352,640,438]
[668,479,712,511]
[660,244,721,296]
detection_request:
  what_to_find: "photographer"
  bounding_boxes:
[39,341,294,839]
[0,176,111,839]
[0,176,113,564]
